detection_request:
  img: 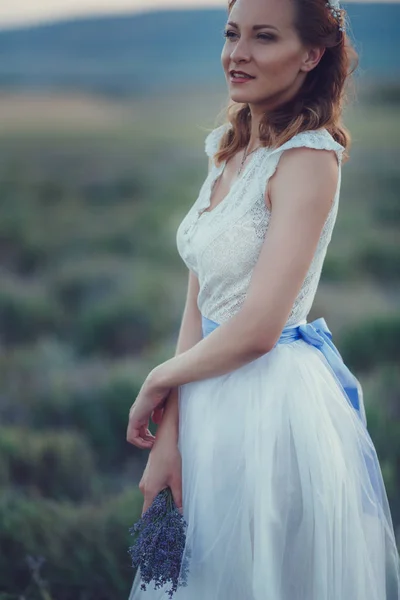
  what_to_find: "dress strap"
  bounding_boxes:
[268,129,345,162]
[258,128,345,198]
[204,123,231,159]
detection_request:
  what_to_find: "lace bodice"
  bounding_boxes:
[176,123,345,327]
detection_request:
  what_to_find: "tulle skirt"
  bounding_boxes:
[129,317,400,600]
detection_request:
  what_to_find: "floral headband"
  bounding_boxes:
[326,0,345,32]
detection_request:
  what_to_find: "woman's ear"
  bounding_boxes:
[301,46,326,73]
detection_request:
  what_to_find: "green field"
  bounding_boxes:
[0,86,399,599]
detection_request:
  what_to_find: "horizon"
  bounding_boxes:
[0,0,398,30]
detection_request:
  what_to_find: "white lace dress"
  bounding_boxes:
[129,124,400,600]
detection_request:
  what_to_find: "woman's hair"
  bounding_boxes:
[214,0,359,165]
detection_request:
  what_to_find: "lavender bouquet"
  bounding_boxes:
[128,487,190,598]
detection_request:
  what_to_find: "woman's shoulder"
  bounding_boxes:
[258,128,345,192]
[269,128,345,162]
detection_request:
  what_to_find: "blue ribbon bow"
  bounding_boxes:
[279,318,384,512]
[201,314,385,514]
[278,317,366,427]
[202,315,366,427]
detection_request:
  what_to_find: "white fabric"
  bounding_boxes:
[129,340,400,599]
[176,123,345,326]
[129,125,400,600]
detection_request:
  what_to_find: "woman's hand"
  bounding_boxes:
[139,434,183,516]
[126,370,171,449]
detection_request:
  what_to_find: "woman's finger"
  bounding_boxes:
[141,486,168,516]
[127,424,155,449]
[170,481,183,515]
[127,435,154,449]
[140,425,155,441]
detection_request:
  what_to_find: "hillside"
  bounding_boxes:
[0,4,398,94]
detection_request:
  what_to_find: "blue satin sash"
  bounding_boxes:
[201,314,385,514]
[201,315,367,427]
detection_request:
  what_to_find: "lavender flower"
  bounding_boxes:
[128,487,191,598]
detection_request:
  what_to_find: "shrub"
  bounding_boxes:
[27,361,147,470]
[49,255,131,313]
[0,229,46,276]
[356,241,400,282]
[0,278,61,346]
[0,342,150,472]
[372,174,400,225]
[0,488,142,600]
[321,255,354,282]
[0,427,96,502]
[339,314,400,371]
[80,178,145,206]
[72,263,182,357]
[0,338,76,426]
[75,296,153,356]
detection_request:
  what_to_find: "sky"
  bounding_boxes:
[0,0,397,29]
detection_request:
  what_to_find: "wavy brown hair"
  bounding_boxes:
[214,0,359,166]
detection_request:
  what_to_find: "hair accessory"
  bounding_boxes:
[325,1,345,32]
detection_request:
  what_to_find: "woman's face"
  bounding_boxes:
[221,0,322,110]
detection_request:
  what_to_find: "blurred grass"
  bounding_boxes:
[0,84,399,598]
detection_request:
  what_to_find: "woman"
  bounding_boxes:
[127,0,400,597]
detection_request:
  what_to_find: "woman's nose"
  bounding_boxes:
[229,37,252,62]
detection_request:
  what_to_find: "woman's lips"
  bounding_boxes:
[230,75,255,83]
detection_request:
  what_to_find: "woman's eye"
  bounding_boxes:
[223,30,274,41]
[223,30,237,39]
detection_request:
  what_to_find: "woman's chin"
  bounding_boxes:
[228,89,254,102]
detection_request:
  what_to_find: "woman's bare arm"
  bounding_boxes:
[137,270,202,513]
[155,270,202,441]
